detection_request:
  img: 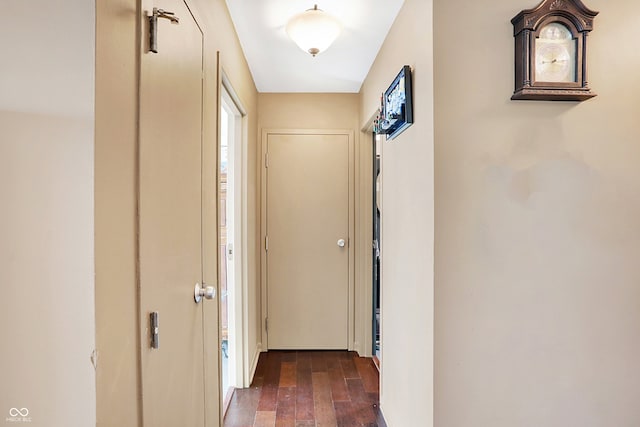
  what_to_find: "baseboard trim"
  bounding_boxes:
[248,343,262,386]
[353,341,362,356]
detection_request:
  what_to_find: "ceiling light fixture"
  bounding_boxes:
[285,4,342,57]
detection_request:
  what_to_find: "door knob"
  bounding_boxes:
[194,283,216,303]
[337,239,346,247]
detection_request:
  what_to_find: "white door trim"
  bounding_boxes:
[260,128,355,351]
[219,68,251,390]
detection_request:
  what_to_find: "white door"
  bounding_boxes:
[265,132,350,349]
[138,1,217,425]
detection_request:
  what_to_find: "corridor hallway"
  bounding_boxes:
[224,351,386,427]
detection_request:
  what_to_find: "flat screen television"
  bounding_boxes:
[378,65,413,140]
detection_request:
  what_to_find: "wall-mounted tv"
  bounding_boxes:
[378,65,414,141]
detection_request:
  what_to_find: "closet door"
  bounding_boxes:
[265,132,350,349]
[138,1,216,425]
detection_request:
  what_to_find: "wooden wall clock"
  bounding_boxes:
[511,0,598,101]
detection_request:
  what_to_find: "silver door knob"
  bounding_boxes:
[337,239,346,247]
[194,283,216,303]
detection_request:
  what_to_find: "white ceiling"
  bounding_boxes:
[225,0,405,93]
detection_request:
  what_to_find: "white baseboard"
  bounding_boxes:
[353,341,362,356]
[247,343,262,386]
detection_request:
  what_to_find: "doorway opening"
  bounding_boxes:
[260,129,355,351]
[372,132,382,364]
[218,79,246,412]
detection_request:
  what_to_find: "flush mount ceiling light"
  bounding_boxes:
[285,4,342,57]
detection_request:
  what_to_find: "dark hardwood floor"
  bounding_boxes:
[224,351,387,427]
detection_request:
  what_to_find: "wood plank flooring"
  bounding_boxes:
[224,351,387,427]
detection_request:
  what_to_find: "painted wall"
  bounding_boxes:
[359,0,435,425]
[94,1,141,424]
[258,93,359,130]
[95,0,259,425]
[434,1,640,426]
[0,1,96,426]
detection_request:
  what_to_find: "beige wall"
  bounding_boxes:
[259,93,360,130]
[1,1,96,426]
[359,0,435,425]
[95,0,259,425]
[95,1,140,424]
[434,1,640,426]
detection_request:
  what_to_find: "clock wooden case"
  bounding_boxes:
[511,0,598,101]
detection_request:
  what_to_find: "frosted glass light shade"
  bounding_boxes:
[285,5,341,56]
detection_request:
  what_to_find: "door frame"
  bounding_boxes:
[217,68,250,393]
[356,112,381,359]
[260,128,355,350]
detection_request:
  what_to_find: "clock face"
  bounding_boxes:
[535,22,577,83]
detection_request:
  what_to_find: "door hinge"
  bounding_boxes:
[150,311,159,349]
[265,236,269,251]
[265,152,269,168]
[265,317,268,332]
